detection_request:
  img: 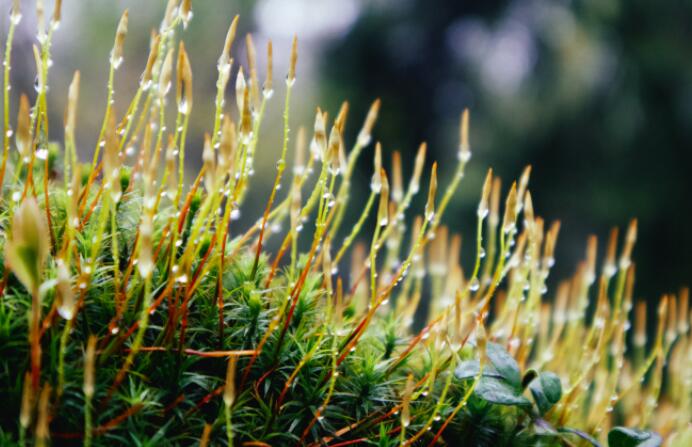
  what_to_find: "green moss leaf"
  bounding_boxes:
[608,427,662,447]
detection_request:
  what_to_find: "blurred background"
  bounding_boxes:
[0,0,690,301]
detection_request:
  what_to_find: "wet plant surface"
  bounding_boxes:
[0,1,689,446]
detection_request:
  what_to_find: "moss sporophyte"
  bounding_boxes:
[0,1,689,446]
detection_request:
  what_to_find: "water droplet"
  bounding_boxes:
[458,148,472,163]
[176,274,188,284]
[178,99,189,115]
[10,10,22,25]
[35,148,49,160]
[57,305,74,320]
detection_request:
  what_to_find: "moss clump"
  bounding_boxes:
[0,1,689,446]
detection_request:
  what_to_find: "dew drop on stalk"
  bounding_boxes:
[594,317,605,329]
[478,207,489,219]
[10,10,22,25]
[57,305,74,321]
[458,149,472,163]
[176,274,188,284]
[469,277,480,292]
[604,263,617,278]
[509,337,520,350]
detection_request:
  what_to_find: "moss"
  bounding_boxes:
[0,1,688,446]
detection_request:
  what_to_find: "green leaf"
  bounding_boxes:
[474,376,531,406]
[608,427,662,447]
[486,342,522,389]
[529,372,562,415]
[522,368,538,389]
[454,359,502,381]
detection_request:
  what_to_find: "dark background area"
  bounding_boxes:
[319,0,692,301]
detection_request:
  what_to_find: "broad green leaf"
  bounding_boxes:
[522,368,538,388]
[455,343,522,389]
[454,359,502,381]
[486,342,522,389]
[474,376,531,406]
[529,372,562,415]
[608,427,662,447]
